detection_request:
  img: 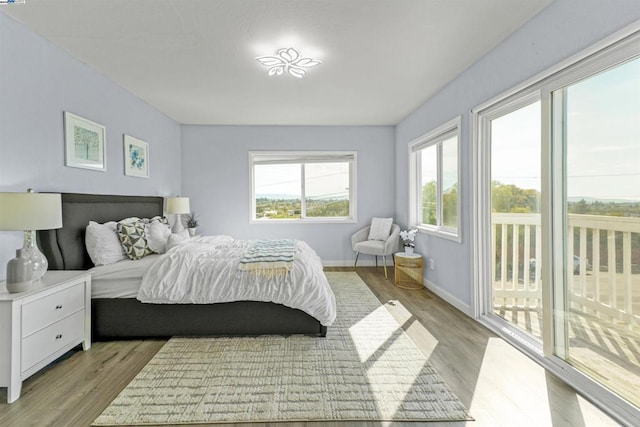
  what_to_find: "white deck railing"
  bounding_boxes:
[492,213,640,329]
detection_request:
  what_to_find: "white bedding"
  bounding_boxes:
[138,235,337,326]
[90,255,159,298]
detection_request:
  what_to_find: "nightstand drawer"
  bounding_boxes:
[21,310,85,372]
[22,283,85,337]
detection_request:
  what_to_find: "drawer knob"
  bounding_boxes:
[55,334,63,339]
[55,305,63,310]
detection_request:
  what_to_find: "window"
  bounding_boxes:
[249,151,356,222]
[409,116,461,240]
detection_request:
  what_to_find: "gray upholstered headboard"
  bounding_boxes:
[38,193,164,270]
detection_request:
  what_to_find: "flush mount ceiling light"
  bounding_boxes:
[256,47,321,78]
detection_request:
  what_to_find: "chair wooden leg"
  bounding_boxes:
[354,252,359,270]
[383,255,388,279]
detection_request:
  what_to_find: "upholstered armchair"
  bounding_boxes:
[351,219,400,279]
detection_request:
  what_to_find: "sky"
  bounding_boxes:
[255,162,349,199]
[491,56,639,202]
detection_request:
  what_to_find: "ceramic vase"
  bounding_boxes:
[6,249,34,293]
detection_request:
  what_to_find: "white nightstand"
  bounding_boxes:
[0,270,91,403]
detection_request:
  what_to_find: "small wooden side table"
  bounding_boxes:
[394,252,424,289]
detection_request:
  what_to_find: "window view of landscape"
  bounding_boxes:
[420,145,437,225]
[254,161,350,219]
[490,100,543,340]
[418,135,458,230]
[561,56,640,405]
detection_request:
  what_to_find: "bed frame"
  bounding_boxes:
[38,193,327,339]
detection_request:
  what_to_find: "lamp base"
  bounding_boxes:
[22,230,48,281]
[171,214,185,233]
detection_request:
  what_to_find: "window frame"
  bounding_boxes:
[249,151,357,224]
[408,115,462,242]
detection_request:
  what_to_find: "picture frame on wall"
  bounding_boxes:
[64,111,106,171]
[123,135,149,178]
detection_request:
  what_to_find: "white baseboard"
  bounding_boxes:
[322,260,470,317]
[424,279,472,317]
[322,259,394,267]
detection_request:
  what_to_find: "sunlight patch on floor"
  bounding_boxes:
[384,299,439,359]
[349,305,403,363]
[468,337,618,426]
[348,307,421,419]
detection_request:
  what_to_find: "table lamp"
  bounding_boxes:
[166,196,190,233]
[0,189,62,292]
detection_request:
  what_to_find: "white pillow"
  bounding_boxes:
[367,217,393,241]
[166,230,190,251]
[118,216,140,224]
[146,221,172,254]
[85,221,127,266]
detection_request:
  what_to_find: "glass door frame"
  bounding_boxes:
[471,26,640,425]
[472,91,544,355]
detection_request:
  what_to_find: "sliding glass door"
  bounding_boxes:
[475,33,640,420]
[552,56,640,407]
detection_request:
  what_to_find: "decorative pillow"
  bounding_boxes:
[143,216,169,226]
[146,220,172,254]
[166,230,190,251]
[85,221,127,266]
[118,216,140,225]
[367,217,393,241]
[116,220,154,260]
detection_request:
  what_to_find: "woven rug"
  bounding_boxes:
[93,272,471,425]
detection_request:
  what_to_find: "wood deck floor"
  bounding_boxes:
[495,302,640,409]
[0,267,622,426]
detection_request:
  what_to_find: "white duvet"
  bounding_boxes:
[137,235,336,326]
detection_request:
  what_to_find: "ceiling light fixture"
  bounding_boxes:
[256,47,321,79]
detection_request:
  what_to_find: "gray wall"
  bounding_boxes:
[0,13,181,279]
[394,0,640,311]
[181,125,395,264]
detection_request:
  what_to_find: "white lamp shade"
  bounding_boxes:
[166,197,190,214]
[0,192,62,231]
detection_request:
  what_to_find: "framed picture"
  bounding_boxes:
[64,112,106,171]
[123,135,149,178]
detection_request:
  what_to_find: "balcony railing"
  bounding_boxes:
[492,213,640,330]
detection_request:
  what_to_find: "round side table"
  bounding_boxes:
[393,252,424,290]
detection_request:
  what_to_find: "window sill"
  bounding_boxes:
[250,217,357,225]
[415,225,462,243]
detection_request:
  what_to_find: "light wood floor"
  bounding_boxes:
[0,267,621,427]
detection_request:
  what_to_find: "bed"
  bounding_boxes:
[38,193,330,339]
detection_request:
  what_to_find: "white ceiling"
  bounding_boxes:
[2,0,550,125]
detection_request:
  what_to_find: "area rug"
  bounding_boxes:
[93,272,471,425]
